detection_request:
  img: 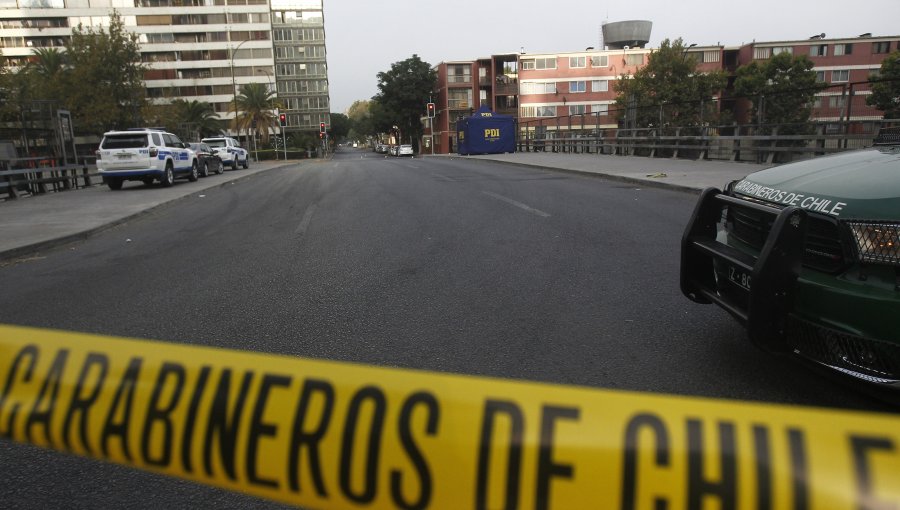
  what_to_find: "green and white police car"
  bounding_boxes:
[682,132,900,391]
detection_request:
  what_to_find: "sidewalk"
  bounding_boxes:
[0,153,772,261]
[0,160,297,261]
[447,152,771,193]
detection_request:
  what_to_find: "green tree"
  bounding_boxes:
[734,51,825,126]
[172,99,222,140]
[867,50,900,119]
[346,99,376,139]
[64,10,146,135]
[329,112,350,142]
[233,82,278,141]
[614,38,726,128]
[373,54,437,150]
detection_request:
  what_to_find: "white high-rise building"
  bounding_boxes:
[0,0,329,135]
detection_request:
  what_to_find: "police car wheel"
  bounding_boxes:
[161,163,175,187]
[106,177,123,190]
[241,156,249,169]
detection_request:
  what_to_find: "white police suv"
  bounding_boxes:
[96,128,198,190]
[201,136,249,170]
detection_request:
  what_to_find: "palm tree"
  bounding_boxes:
[25,47,68,102]
[28,47,67,77]
[172,99,222,140]
[233,82,278,144]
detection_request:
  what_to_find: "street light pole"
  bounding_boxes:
[230,38,251,140]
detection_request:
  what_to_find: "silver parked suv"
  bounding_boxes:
[96,128,198,190]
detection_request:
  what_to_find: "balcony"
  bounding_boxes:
[495,82,518,96]
[447,75,471,84]
[448,99,471,110]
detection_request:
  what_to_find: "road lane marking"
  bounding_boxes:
[295,203,317,235]
[482,191,551,218]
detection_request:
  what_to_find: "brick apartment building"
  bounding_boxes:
[428,24,899,154]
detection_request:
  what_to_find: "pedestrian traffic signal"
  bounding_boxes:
[319,122,326,134]
[426,102,435,118]
[279,113,286,126]
[319,132,324,139]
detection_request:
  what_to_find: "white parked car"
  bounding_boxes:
[95,128,198,190]
[201,136,249,170]
[398,144,414,157]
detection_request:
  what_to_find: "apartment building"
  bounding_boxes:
[0,0,329,136]
[270,0,329,132]
[735,35,898,122]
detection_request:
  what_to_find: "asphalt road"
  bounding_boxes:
[0,148,893,508]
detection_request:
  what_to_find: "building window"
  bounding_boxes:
[521,58,555,70]
[754,47,771,59]
[815,71,826,82]
[520,106,556,117]
[448,64,471,83]
[592,104,609,115]
[569,105,586,115]
[591,80,609,93]
[873,41,891,54]
[569,56,586,68]
[448,88,473,109]
[772,46,793,56]
[520,82,556,94]
[829,96,846,108]
[590,55,608,67]
[809,44,827,57]
[569,81,586,93]
[831,69,850,82]
[834,43,853,56]
[703,51,720,63]
[536,57,556,70]
[811,97,822,108]
[625,54,643,66]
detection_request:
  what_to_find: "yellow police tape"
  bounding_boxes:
[1,323,898,509]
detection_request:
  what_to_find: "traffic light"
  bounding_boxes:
[279,113,286,126]
[426,102,435,118]
[319,122,326,134]
[319,132,324,139]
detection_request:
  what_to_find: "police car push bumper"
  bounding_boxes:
[681,187,808,352]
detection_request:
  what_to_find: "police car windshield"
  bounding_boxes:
[204,139,226,148]
[101,134,148,149]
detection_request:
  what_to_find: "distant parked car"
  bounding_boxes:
[201,136,249,170]
[398,144,414,157]
[188,143,224,177]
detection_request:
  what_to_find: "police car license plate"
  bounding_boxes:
[727,265,752,291]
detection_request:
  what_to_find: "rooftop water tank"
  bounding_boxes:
[602,20,652,49]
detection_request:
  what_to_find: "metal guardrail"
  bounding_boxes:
[1,157,96,200]
[517,121,895,164]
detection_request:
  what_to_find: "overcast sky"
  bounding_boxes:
[323,0,899,113]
